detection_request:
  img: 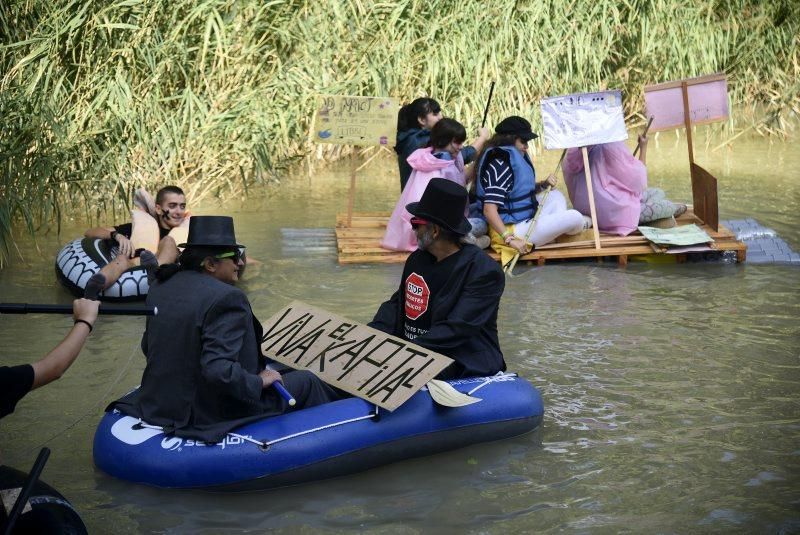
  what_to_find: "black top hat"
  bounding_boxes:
[495,116,538,141]
[178,216,245,249]
[406,178,472,236]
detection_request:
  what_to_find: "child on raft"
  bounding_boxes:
[562,136,687,235]
[382,118,490,252]
[394,97,489,191]
[475,116,589,262]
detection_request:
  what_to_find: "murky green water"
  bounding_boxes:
[1,131,799,533]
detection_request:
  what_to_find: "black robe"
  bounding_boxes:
[369,244,506,379]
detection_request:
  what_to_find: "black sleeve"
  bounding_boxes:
[113,222,133,239]
[368,288,402,335]
[0,364,35,419]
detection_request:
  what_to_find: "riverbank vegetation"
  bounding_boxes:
[1,0,798,265]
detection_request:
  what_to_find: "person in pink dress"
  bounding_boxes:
[382,118,488,251]
[563,137,686,235]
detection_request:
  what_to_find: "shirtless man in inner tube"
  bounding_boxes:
[83,186,187,299]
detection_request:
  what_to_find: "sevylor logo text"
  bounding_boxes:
[160,434,253,452]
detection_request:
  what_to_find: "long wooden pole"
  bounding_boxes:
[582,147,601,249]
[347,153,357,227]
[681,81,695,164]
[632,116,654,158]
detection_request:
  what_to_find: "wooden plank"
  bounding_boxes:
[334,210,747,265]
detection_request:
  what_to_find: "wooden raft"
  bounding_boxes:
[335,210,747,265]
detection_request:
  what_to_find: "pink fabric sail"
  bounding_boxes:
[381,148,466,252]
[563,142,648,236]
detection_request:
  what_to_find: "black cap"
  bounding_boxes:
[495,116,538,141]
[406,178,472,236]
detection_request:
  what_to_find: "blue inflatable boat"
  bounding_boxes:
[93,374,543,491]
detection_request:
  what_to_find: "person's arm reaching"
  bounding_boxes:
[31,298,100,389]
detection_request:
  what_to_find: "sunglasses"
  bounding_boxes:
[214,247,246,262]
[410,217,430,230]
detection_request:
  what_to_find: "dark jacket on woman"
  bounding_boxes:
[369,244,506,379]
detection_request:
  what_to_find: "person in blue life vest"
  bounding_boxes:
[111,216,345,443]
[369,178,506,380]
[395,97,490,191]
[476,116,589,260]
[83,185,188,299]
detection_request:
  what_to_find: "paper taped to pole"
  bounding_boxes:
[644,73,729,132]
[260,301,453,411]
[313,95,399,147]
[541,90,627,149]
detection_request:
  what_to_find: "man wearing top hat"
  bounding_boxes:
[369,178,507,380]
[112,216,344,443]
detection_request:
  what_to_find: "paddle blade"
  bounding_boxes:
[426,379,481,407]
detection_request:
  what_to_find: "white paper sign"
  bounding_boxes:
[541,90,628,149]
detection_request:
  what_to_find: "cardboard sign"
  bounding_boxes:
[260,301,453,411]
[644,73,729,131]
[313,95,398,147]
[541,90,627,149]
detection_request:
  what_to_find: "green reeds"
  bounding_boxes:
[1,0,798,266]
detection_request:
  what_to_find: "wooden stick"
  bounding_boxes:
[534,236,649,250]
[582,147,601,249]
[681,81,695,164]
[632,116,654,157]
[346,154,357,227]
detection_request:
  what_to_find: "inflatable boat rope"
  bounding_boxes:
[131,405,380,450]
[125,372,518,450]
[466,372,517,395]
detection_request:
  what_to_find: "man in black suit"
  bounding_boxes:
[369,178,507,380]
[113,216,342,443]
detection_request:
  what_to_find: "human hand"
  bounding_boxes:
[506,236,531,254]
[477,126,490,140]
[115,234,134,258]
[73,298,100,326]
[545,173,558,188]
[638,134,648,146]
[259,369,282,388]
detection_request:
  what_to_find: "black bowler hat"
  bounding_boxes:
[178,216,245,249]
[406,178,472,236]
[495,115,538,141]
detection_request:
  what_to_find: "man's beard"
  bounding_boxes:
[417,227,434,250]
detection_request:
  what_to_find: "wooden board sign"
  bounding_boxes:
[644,73,729,132]
[541,90,627,149]
[260,301,453,411]
[313,95,398,147]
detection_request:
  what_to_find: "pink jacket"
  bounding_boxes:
[381,148,466,252]
[563,142,647,236]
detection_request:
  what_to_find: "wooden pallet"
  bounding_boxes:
[335,210,747,265]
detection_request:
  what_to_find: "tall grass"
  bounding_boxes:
[1,0,797,266]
